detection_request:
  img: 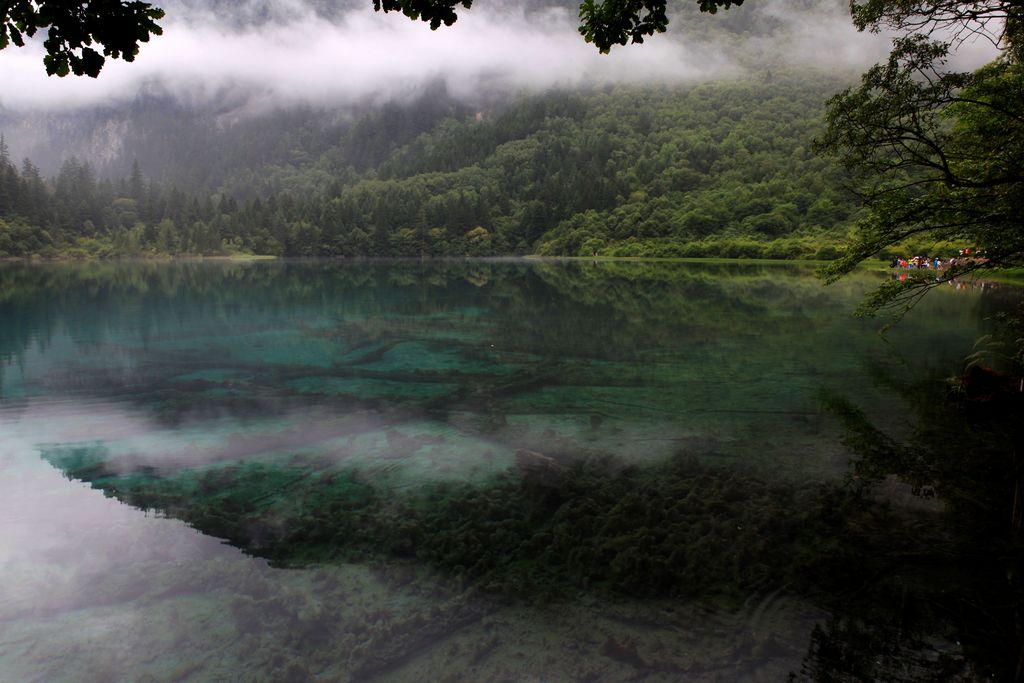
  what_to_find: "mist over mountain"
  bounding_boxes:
[0,76,866,261]
[0,0,997,257]
[0,0,906,183]
[0,81,478,189]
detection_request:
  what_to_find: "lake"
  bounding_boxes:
[0,259,1019,681]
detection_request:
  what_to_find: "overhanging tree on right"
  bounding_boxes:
[816,0,1024,315]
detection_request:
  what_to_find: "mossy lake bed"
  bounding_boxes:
[0,259,1020,681]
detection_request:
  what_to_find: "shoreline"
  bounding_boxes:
[1,253,1022,282]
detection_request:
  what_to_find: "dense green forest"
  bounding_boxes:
[0,77,860,259]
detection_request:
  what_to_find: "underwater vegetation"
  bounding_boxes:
[43,446,827,598]
[42,405,1021,681]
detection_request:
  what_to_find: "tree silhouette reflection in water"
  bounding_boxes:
[802,355,1024,682]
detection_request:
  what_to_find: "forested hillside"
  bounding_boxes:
[0,77,859,259]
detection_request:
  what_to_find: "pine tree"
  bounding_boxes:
[0,134,13,216]
[129,159,145,203]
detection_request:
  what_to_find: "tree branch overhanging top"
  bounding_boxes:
[1,0,165,77]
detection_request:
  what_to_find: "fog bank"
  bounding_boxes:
[0,0,915,113]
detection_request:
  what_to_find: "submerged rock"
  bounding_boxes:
[514,449,566,489]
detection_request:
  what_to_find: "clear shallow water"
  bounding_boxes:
[0,259,1018,681]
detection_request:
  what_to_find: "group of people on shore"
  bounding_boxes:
[888,247,999,289]
[889,248,985,271]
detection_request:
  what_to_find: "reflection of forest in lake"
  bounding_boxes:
[0,259,1020,681]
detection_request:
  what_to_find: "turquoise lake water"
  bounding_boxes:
[0,259,1018,681]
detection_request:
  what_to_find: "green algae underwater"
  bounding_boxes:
[0,259,1021,682]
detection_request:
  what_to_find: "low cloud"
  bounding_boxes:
[0,0,999,114]
[0,5,737,112]
[753,0,892,71]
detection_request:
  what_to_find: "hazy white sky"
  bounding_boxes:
[0,0,998,112]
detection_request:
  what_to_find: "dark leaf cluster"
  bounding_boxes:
[0,0,164,77]
[372,0,471,29]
